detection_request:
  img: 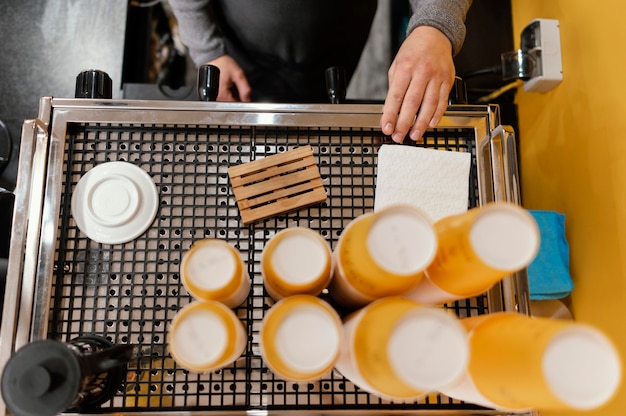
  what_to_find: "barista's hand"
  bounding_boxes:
[206,55,252,102]
[381,26,455,143]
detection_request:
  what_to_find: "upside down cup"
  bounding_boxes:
[168,300,247,374]
[261,227,333,300]
[260,295,342,382]
[330,205,437,309]
[335,297,469,402]
[180,239,251,308]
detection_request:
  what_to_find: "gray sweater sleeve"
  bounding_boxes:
[407,0,473,56]
[168,0,226,66]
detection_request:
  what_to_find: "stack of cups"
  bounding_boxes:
[168,239,250,374]
[253,202,621,413]
[440,312,622,412]
[260,228,341,382]
[335,297,469,401]
[330,205,437,309]
[406,202,540,305]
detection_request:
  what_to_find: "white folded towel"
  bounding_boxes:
[374,145,471,222]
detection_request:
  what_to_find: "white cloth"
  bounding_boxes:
[374,145,471,222]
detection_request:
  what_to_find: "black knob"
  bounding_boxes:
[75,70,112,99]
[1,341,81,416]
[197,64,220,101]
[325,66,347,104]
[19,365,52,398]
[448,76,468,105]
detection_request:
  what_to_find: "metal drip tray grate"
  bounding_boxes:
[3,100,525,415]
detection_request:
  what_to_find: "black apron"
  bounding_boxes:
[211,0,378,102]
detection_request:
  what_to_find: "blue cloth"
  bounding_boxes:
[527,210,573,300]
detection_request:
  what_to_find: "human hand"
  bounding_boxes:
[381,26,456,143]
[206,55,252,102]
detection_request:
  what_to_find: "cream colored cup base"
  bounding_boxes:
[168,301,246,374]
[260,295,342,382]
[181,239,250,308]
[261,227,332,300]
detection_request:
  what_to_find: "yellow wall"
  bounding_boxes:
[511,1,626,415]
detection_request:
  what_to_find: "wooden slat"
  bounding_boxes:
[232,166,321,200]
[228,146,327,224]
[238,178,325,210]
[239,187,328,224]
[228,146,313,177]
[229,157,315,188]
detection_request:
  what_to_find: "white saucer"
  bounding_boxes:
[71,161,159,245]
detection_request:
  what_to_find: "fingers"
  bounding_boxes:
[217,80,237,101]
[380,26,455,143]
[429,81,453,128]
[217,70,251,102]
[393,78,426,143]
[208,55,252,102]
[384,76,446,144]
[232,71,251,102]
[381,63,407,138]
[408,81,444,141]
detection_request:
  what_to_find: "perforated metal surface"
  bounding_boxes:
[47,123,489,413]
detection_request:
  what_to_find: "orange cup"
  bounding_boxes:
[335,297,469,402]
[406,202,539,304]
[167,300,247,374]
[260,295,342,382]
[330,205,437,309]
[261,227,333,300]
[180,239,250,308]
[441,312,622,411]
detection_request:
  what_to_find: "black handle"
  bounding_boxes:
[197,64,220,101]
[79,344,136,376]
[325,66,347,104]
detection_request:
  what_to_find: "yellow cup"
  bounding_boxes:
[441,312,622,411]
[261,227,333,300]
[406,202,539,304]
[180,238,250,308]
[167,300,247,374]
[260,295,342,382]
[330,205,437,309]
[335,297,469,402]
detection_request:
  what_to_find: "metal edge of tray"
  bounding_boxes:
[43,100,499,133]
[486,125,532,317]
[0,100,531,416]
[61,408,515,416]
[0,97,53,416]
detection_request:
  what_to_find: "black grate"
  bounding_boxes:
[49,123,488,413]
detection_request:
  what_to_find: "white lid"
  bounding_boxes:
[185,242,238,290]
[270,230,329,285]
[87,174,140,226]
[71,161,158,245]
[366,206,437,275]
[387,307,468,391]
[469,205,539,270]
[273,304,340,374]
[543,325,621,410]
[170,307,229,369]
